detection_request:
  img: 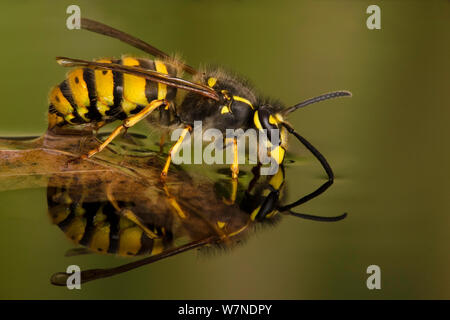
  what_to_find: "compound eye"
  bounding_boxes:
[262,111,279,130]
[251,190,279,221]
[254,109,279,141]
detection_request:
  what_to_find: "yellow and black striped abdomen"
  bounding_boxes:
[48,57,179,129]
[47,185,173,256]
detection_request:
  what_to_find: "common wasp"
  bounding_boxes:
[44,141,346,285]
[48,18,351,193]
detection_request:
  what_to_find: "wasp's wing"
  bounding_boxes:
[81,18,197,75]
[56,56,219,101]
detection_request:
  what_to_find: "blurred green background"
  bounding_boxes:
[0,0,449,299]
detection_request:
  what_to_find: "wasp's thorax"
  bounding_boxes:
[178,71,257,130]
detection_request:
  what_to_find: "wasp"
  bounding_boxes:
[48,18,351,185]
[46,152,346,285]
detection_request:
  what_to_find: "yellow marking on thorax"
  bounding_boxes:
[49,86,73,115]
[118,226,143,256]
[221,106,231,114]
[67,68,90,121]
[154,60,168,100]
[233,96,254,109]
[208,77,217,87]
[122,57,148,115]
[94,59,114,116]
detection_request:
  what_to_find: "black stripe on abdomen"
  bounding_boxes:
[108,59,127,120]
[104,201,121,254]
[138,59,158,103]
[78,202,102,246]
[59,80,85,124]
[164,63,178,101]
[83,68,103,122]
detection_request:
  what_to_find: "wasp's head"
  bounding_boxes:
[246,166,285,221]
[252,104,288,166]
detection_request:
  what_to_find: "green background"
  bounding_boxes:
[0,0,449,299]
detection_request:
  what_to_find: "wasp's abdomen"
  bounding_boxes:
[48,57,178,128]
[47,186,173,256]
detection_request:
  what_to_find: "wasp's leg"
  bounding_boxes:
[160,126,191,180]
[222,138,240,204]
[79,99,168,159]
[230,138,239,179]
[121,209,160,239]
[93,121,106,135]
[163,184,188,219]
[105,183,160,239]
[247,163,262,193]
[159,131,167,153]
[222,178,238,205]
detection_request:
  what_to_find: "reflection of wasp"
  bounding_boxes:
[47,158,346,286]
[48,18,351,184]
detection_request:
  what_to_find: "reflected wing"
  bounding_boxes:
[56,56,219,101]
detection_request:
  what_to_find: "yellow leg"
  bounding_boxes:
[160,126,191,180]
[81,99,167,159]
[222,178,238,205]
[163,185,188,219]
[230,138,239,179]
[105,184,159,239]
[81,125,125,159]
[221,138,239,205]
[121,209,160,239]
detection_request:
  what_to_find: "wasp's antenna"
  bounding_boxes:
[282,90,352,116]
[288,210,347,222]
[278,122,334,211]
